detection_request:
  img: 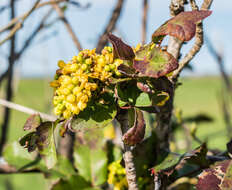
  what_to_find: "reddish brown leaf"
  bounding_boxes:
[107,33,135,60]
[133,46,178,78]
[24,114,42,131]
[122,109,145,145]
[196,160,232,190]
[152,10,212,44]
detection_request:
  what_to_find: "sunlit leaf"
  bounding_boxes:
[3,141,35,169]
[152,10,212,44]
[133,45,178,78]
[73,144,108,186]
[70,93,117,131]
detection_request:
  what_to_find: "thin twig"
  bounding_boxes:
[0,0,67,34]
[52,0,82,51]
[141,0,148,45]
[0,98,57,121]
[0,0,41,46]
[96,0,125,53]
[0,8,54,87]
[171,0,213,80]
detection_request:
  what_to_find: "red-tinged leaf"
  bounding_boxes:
[196,160,232,190]
[133,46,178,78]
[108,33,135,60]
[122,109,146,145]
[24,114,42,131]
[152,10,212,43]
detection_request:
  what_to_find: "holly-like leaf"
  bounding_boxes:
[70,93,117,131]
[122,109,146,145]
[196,160,232,190]
[36,121,57,169]
[152,144,208,177]
[152,10,212,44]
[108,33,135,60]
[133,45,178,78]
[24,114,42,131]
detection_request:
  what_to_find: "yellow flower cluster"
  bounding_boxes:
[50,47,123,119]
[108,160,128,190]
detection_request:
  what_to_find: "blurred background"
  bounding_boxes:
[0,0,231,189]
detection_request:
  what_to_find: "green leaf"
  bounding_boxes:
[36,121,57,169]
[135,92,151,107]
[152,10,212,44]
[51,175,92,190]
[3,141,35,169]
[152,144,209,176]
[71,93,117,131]
[133,45,178,78]
[73,144,108,186]
[117,80,142,105]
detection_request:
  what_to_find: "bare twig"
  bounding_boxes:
[0,0,67,34]
[0,98,56,121]
[0,8,54,87]
[141,0,148,45]
[117,109,139,190]
[0,0,41,46]
[96,0,125,53]
[171,0,213,81]
[52,0,82,51]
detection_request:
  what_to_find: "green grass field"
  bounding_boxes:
[0,77,229,190]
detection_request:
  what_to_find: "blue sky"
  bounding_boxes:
[0,0,232,77]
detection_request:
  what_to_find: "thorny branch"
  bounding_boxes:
[96,0,125,53]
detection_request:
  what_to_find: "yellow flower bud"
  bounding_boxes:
[73,86,82,95]
[85,58,92,65]
[63,109,71,119]
[72,76,79,85]
[66,94,76,103]
[77,101,87,111]
[58,60,66,68]
[81,64,88,71]
[50,80,60,88]
[104,65,110,72]
[54,106,62,115]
